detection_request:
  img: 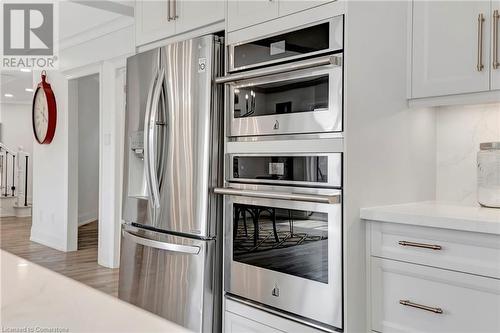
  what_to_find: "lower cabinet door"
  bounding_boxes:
[224,311,284,333]
[371,258,500,333]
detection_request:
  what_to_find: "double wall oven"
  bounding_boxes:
[219,16,343,138]
[216,15,344,332]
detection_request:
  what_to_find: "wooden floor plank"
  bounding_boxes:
[0,216,119,297]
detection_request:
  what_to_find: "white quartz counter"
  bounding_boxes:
[360,201,500,235]
[0,250,190,333]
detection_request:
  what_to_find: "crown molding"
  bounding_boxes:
[58,16,134,51]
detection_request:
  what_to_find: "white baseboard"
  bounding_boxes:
[13,205,32,217]
[30,228,70,252]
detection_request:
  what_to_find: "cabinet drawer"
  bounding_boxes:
[225,311,284,333]
[370,222,500,278]
[371,258,500,333]
[225,298,324,333]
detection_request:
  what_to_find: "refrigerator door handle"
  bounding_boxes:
[146,68,165,210]
[144,67,159,211]
[122,230,201,255]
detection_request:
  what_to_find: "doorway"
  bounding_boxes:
[70,74,100,253]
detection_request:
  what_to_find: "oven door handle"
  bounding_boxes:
[215,54,342,84]
[213,187,341,204]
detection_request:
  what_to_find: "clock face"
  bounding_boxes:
[33,88,49,143]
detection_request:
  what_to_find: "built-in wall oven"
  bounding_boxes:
[216,16,345,331]
[215,148,343,330]
[217,16,344,138]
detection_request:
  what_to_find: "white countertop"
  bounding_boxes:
[360,201,500,235]
[0,250,190,333]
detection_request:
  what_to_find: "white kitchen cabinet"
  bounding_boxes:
[370,222,500,279]
[135,1,175,46]
[227,0,279,32]
[411,1,491,98]
[226,0,337,32]
[224,311,284,333]
[371,258,500,333]
[492,1,500,90]
[364,212,500,333]
[278,1,333,17]
[224,298,325,333]
[175,1,224,34]
[135,0,224,47]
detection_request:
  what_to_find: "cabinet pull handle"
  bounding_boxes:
[494,10,500,70]
[400,300,443,314]
[167,0,172,21]
[477,13,485,71]
[398,240,442,250]
[172,0,178,20]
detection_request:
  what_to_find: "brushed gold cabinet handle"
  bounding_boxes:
[477,13,485,71]
[400,300,443,314]
[398,240,442,250]
[494,10,500,70]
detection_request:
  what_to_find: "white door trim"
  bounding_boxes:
[64,57,127,268]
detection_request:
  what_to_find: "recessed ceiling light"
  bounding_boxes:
[20,68,31,73]
[4,93,13,98]
[25,88,34,92]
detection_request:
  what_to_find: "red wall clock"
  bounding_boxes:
[32,71,57,144]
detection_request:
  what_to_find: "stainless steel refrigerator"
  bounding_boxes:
[118,35,224,333]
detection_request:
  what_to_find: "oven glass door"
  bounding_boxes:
[229,16,343,72]
[228,64,342,137]
[229,153,342,188]
[224,193,342,329]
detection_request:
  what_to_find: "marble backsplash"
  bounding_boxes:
[436,103,500,205]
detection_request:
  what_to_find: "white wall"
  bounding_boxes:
[30,71,75,251]
[30,16,133,258]
[0,103,34,201]
[76,74,100,225]
[436,103,500,205]
[344,2,436,332]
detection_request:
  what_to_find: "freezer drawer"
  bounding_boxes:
[118,224,217,333]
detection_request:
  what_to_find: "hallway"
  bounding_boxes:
[0,217,119,296]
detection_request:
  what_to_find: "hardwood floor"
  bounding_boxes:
[0,216,119,297]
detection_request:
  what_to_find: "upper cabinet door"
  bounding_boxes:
[412,1,491,98]
[135,1,175,46]
[176,1,224,34]
[227,0,279,32]
[492,0,500,90]
[279,0,333,17]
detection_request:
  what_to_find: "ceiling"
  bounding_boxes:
[0,70,34,104]
[59,1,133,41]
[0,1,133,104]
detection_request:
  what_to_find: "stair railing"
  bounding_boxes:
[0,143,30,205]
[0,143,16,197]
